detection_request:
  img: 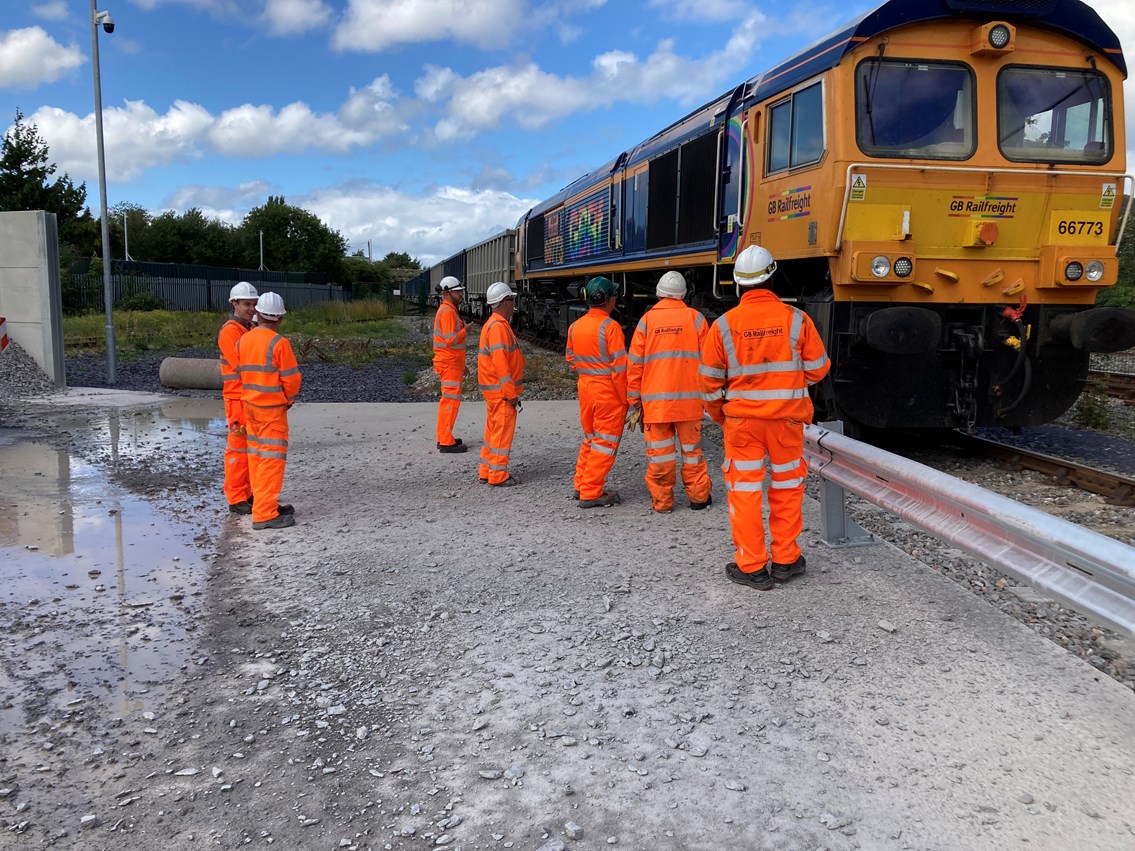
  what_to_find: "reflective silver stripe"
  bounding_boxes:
[572,354,608,364]
[725,480,764,492]
[483,446,511,456]
[648,453,677,464]
[222,375,239,382]
[702,391,724,402]
[732,458,766,471]
[627,390,641,400]
[699,364,726,379]
[770,459,800,473]
[634,318,647,336]
[258,436,288,447]
[220,357,232,366]
[486,462,509,471]
[576,367,615,376]
[732,361,805,376]
[640,350,701,363]
[646,439,674,449]
[803,355,829,371]
[714,315,741,372]
[681,455,702,466]
[725,387,809,401]
[770,476,805,489]
[237,363,278,374]
[628,353,645,365]
[680,442,700,452]
[640,391,703,402]
[266,334,282,366]
[591,443,618,456]
[257,449,288,460]
[441,393,462,400]
[594,432,622,443]
[279,366,300,377]
[441,381,461,388]
[498,373,514,385]
[479,382,501,391]
[694,313,706,332]
[481,342,520,355]
[242,382,285,393]
[789,308,803,354]
[598,318,612,361]
[226,446,248,454]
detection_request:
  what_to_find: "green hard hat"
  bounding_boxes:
[584,276,618,305]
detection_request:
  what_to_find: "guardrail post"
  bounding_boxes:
[815,420,876,548]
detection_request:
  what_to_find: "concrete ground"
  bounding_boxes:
[1,395,1133,850]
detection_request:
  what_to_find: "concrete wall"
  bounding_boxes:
[0,211,64,387]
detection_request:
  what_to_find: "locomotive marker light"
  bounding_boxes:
[971,21,1015,56]
[894,257,914,278]
[1065,261,1084,282]
[871,255,891,278]
[1086,261,1105,282]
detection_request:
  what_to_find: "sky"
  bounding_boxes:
[1,0,1133,268]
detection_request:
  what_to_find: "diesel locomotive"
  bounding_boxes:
[419,0,1135,431]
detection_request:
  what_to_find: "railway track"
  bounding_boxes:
[1087,370,1135,405]
[947,431,1135,507]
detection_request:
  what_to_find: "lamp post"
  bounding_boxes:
[90,0,116,384]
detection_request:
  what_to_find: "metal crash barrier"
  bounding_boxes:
[805,422,1135,638]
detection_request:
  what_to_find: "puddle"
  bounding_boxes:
[0,400,227,735]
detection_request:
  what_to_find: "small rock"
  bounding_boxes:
[479,769,503,780]
[565,822,583,840]
[877,620,897,633]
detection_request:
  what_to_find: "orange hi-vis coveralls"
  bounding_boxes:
[566,308,628,501]
[477,313,525,485]
[700,288,830,571]
[627,299,711,512]
[218,315,253,506]
[237,327,302,524]
[432,300,467,445]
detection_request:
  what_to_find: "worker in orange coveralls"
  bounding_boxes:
[477,282,525,486]
[433,275,469,453]
[566,276,628,508]
[237,292,301,530]
[218,281,259,515]
[627,271,712,514]
[700,245,830,590]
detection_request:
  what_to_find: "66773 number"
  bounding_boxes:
[1057,220,1104,236]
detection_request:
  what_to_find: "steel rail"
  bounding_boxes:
[950,432,1135,506]
[805,424,1135,637]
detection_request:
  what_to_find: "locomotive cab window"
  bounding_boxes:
[767,81,825,174]
[997,66,1112,163]
[855,60,975,159]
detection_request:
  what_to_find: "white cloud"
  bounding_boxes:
[648,0,746,22]
[262,0,334,37]
[31,2,69,21]
[301,182,535,263]
[427,11,766,140]
[165,180,276,223]
[0,27,82,89]
[333,0,526,52]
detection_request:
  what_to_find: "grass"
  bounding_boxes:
[64,299,413,364]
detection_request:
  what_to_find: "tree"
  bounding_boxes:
[238,196,347,282]
[109,201,151,261]
[0,109,98,257]
[382,250,421,270]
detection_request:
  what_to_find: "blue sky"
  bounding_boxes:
[2,0,1133,267]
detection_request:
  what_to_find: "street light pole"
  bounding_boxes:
[90,0,116,384]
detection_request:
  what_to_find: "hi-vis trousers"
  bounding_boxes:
[479,397,517,485]
[573,384,627,500]
[643,420,711,512]
[223,399,252,506]
[244,405,290,523]
[721,417,807,571]
[435,360,463,445]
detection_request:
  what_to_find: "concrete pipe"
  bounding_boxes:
[159,357,223,390]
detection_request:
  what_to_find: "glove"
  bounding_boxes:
[625,405,643,433]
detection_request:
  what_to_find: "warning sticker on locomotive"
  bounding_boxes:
[1100,183,1116,210]
[850,175,867,201]
[947,195,1019,218]
[767,187,812,221]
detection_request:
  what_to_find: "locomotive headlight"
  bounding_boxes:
[893,257,913,278]
[988,24,1011,49]
[1085,261,1105,282]
[1064,261,1084,281]
[871,255,891,278]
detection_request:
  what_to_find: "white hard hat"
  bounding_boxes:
[733,245,777,287]
[256,291,287,319]
[229,281,259,301]
[656,271,687,299]
[486,281,517,306]
[438,275,464,292]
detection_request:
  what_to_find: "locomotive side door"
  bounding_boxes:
[717,84,748,263]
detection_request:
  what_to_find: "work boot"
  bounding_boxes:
[690,493,713,511]
[579,491,620,508]
[725,562,774,591]
[770,555,806,582]
[489,475,519,487]
[228,500,252,515]
[438,440,468,453]
[572,490,580,500]
[277,503,294,515]
[253,513,295,530]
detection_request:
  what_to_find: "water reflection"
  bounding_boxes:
[0,424,211,733]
